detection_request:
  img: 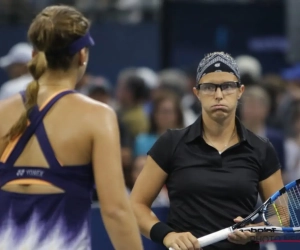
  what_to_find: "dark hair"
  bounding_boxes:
[6,5,90,141]
[125,75,149,103]
[149,93,184,134]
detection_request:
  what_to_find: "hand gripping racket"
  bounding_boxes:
[169,179,300,250]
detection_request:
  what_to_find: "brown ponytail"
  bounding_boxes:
[5,52,47,141]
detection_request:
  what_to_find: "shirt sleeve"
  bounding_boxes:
[147,130,173,174]
[260,140,282,181]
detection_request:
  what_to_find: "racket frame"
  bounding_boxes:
[169,179,300,250]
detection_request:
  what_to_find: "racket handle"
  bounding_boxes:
[198,227,233,247]
[168,227,233,250]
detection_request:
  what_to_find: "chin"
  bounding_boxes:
[212,112,228,119]
[206,110,230,121]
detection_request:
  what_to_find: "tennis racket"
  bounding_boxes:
[169,179,300,250]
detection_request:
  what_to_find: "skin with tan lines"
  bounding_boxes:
[130,71,284,250]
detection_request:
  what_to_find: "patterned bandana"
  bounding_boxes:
[196,52,240,83]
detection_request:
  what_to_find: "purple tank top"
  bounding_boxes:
[0,90,94,250]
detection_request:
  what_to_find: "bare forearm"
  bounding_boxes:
[101,207,143,250]
[132,203,161,238]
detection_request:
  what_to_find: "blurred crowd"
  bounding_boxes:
[1,41,300,207]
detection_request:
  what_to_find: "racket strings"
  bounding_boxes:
[265,185,300,227]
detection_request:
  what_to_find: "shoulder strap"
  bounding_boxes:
[32,90,76,168]
[5,90,75,166]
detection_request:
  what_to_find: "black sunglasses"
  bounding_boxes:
[196,81,241,91]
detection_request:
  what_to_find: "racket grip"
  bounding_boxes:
[197,227,233,247]
[168,227,233,250]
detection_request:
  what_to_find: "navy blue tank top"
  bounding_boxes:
[0,90,94,250]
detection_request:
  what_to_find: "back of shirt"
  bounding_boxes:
[0,90,95,250]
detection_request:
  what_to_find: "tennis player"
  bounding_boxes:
[0,5,143,250]
[130,52,284,250]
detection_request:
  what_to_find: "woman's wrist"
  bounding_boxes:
[150,222,175,244]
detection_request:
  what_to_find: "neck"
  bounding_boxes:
[37,69,78,91]
[202,111,236,140]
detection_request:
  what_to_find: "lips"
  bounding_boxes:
[211,104,227,109]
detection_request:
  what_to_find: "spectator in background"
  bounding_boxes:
[116,67,137,87]
[234,55,262,121]
[0,42,33,100]
[134,93,184,157]
[115,66,159,116]
[130,155,169,207]
[240,85,286,170]
[135,66,159,115]
[84,76,115,107]
[182,65,202,117]
[114,67,138,111]
[235,54,262,87]
[260,74,286,129]
[276,64,300,135]
[115,74,150,138]
[284,100,300,184]
[157,68,197,127]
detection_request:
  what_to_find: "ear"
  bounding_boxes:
[238,84,245,99]
[78,48,88,66]
[193,86,201,101]
[192,86,198,96]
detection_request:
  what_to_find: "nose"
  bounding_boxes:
[214,86,223,101]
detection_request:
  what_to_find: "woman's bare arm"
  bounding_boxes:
[130,156,168,238]
[91,104,143,250]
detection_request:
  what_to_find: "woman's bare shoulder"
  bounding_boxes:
[0,94,24,118]
[74,93,115,114]
[72,93,118,127]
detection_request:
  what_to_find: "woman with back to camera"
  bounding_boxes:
[130,52,284,250]
[0,5,143,250]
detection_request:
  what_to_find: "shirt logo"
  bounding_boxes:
[16,169,25,176]
[26,170,44,177]
[16,169,44,177]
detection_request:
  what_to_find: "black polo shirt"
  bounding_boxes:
[148,115,281,250]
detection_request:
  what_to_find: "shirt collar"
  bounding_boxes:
[185,113,253,147]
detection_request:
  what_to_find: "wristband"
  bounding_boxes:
[150,222,174,244]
